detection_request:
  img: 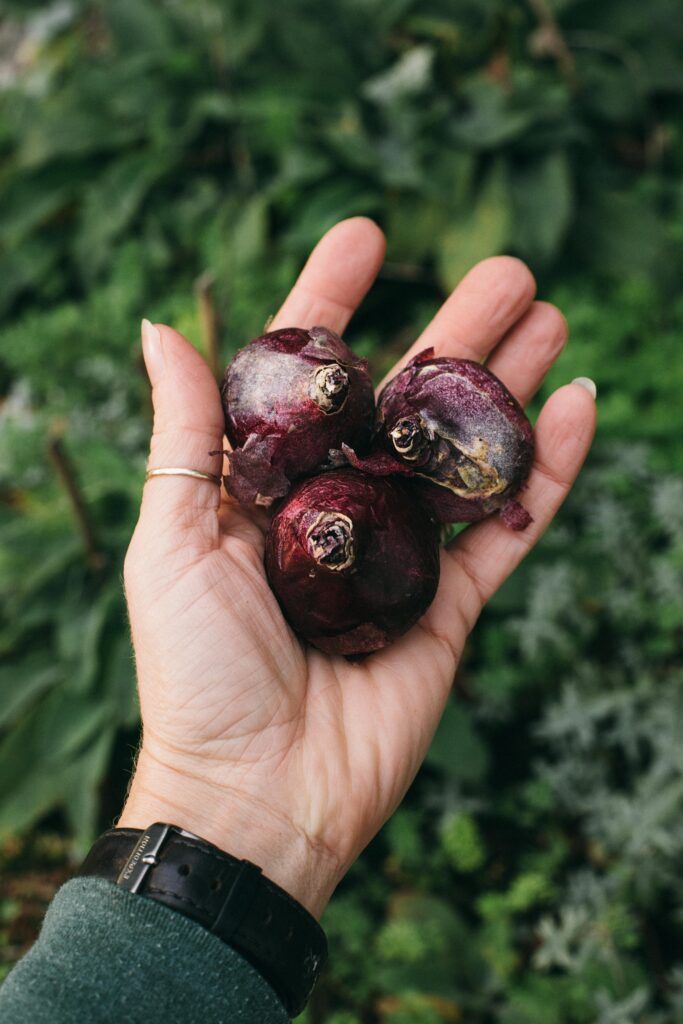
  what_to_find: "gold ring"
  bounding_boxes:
[144,467,222,485]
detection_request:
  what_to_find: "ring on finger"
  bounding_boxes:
[144,467,222,485]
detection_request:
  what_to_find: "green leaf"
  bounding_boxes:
[577,188,668,277]
[0,237,61,316]
[386,197,452,263]
[0,534,81,610]
[450,78,537,149]
[229,194,269,269]
[386,155,474,263]
[75,153,168,277]
[363,45,435,105]
[0,767,68,839]
[0,689,109,808]
[105,0,175,53]
[426,700,490,783]
[0,174,75,248]
[101,633,138,729]
[17,98,141,170]
[284,180,379,252]
[436,161,511,291]
[71,585,122,695]
[0,688,111,838]
[0,658,62,730]
[63,729,117,851]
[510,151,573,262]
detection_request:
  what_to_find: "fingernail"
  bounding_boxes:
[141,319,165,384]
[571,376,597,400]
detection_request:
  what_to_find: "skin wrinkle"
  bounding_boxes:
[174,665,287,742]
[149,423,224,444]
[447,544,496,625]
[155,745,337,861]
[147,712,297,772]
[373,647,447,756]
[133,745,344,885]
[154,494,214,531]
[180,675,274,724]
[414,618,460,673]
[159,653,265,719]
[149,512,219,556]
[299,661,348,838]
[202,552,303,684]
[148,601,300,738]
[432,259,535,345]
[487,302,569,403]
[137,501,220,552]
[421,552,470,646]
[233,700,299,763]
[440,337,487,363]
[500,301,569,355]
[132,637,277,729]
[286,282,358,326]
[480,277,536,333]
[219,519,267,561]
[534,446,579,488]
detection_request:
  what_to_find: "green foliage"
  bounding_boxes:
[440,812,486,873]
[2,1,683,1020]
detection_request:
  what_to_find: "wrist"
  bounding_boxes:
[117,750,340,919]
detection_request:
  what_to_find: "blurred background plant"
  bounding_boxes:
[1,0,683,1019]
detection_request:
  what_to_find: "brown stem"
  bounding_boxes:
[48,431,105,574]
[527,0,577,89]
[195,270,221,381]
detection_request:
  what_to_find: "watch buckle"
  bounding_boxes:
[117,822,175,893]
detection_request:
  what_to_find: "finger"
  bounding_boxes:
[486,301,568,405]
[444,380,597,634]
[382,256,536,388]
[270,216,386,334]
[134,320,223,558]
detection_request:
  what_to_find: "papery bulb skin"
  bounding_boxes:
[265,469,440,656]
[375,350,534,528]
[220,327,375,505]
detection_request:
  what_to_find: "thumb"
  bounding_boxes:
[137,319,224,555]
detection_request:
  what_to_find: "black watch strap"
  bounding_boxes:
[78,823,327,1017]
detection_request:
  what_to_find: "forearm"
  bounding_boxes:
[0,878,290,1024]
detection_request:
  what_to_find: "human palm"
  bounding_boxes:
[121,218,595,917]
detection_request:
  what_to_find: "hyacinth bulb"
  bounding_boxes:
[220,326,375,505]
[265,469,440,656]
[371,350,535,529]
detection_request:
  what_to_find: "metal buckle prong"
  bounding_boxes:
[117,822,173,894]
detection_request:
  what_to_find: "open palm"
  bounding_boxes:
[120,218,595,917]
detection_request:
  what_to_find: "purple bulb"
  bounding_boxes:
[265,469,440,656]
[220,327,375,506]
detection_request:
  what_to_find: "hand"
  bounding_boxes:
[120,218,596,919]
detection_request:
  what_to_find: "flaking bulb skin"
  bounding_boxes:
[373,350,535,529]
[220,326,375,506]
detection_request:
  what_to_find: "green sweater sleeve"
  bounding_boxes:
[0,877,291,1023]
